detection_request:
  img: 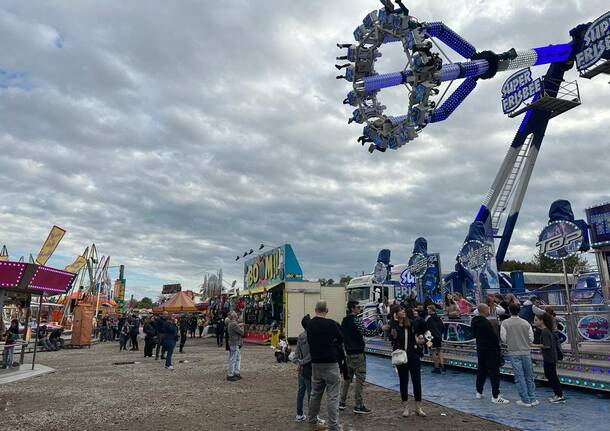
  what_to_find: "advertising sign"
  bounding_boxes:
[576,11,610,72]
[35,225,66,266]
[537,220,583,260]
[372,262,388,283]
[408,253,428,279]
[577,315,610,341]
[458,240,493,272]
[586,203,610,248]
[243,244,303,291]
[115,279,126,301]
[501,68,541,114]
[162,283,181,295]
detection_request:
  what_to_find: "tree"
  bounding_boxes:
[532,251,589,274]
[339,275,353,286]
[318,278,327,286]
[138,297,153,309]
[326,278,335,286]
[500,259,538,272]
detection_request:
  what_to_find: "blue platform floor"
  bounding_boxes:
[366,355,610,431]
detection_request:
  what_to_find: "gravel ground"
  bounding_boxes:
[0,337,516,431]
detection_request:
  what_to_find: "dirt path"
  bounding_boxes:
[0,337,516,430]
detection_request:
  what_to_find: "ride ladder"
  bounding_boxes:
[490,134,533,235]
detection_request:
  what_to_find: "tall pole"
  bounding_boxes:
[31,293,44,370]
[562,259,580,362]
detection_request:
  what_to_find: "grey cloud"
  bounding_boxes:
[1,1,609,297]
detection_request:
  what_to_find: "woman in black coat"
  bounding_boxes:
[388,304,427,418]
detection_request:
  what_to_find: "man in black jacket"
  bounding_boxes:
[471,304,510,404]
[339,300,371,414]
[155,315,167,360]
[307,300,342,431]
[178,316,189,353]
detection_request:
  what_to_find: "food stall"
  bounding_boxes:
[239,244,345,343]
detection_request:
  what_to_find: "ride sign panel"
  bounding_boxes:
[501,68,541,114]
[408,253,428,279]
[575,11,610,72]
[458,240,493,272]
[537,220,583,260]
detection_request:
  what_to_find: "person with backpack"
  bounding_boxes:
[534,313,566,403]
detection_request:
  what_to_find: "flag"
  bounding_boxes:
[35,225,66,265]
[65,255,87,274]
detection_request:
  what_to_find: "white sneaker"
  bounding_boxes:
[475,392,483,399]
[516,400,532,407]
[530,400,539,406]
[167,365,174,370]
[295,414,306,422]
[414,405,426,417]
[491,396,510,404]
[549,395,566,403]
[315,416,326,425]
[402,405,410,417]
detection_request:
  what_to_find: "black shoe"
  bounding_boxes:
[441,366,447,372]
[227,376,237,381]
[353,405,372,415]
[234,374,242,380]
[431,368,442,374]
[338,402,346,411]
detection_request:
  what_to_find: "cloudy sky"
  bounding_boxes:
[1,0,608,299]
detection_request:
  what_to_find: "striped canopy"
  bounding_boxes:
[154,291,198,312]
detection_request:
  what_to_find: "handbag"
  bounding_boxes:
[391,328,409,366]
[391,349,408,365]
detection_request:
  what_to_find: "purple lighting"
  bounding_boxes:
[0,261,26,288]
[28,266,76,294]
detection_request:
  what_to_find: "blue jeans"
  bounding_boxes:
[3,347,15,367]
[164,340,176,368]
[510,354,537,403]
[296,369,312,416]
[228,345,241,376]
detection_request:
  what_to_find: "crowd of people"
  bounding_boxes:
[249,292,566,431]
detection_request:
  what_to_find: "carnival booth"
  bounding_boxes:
[153,291,199,313]
[0,261,76,370]
[238,244,345,344]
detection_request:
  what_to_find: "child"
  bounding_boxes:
[274,334,291,362]
[2,319,20,368]
[292,315,312,422]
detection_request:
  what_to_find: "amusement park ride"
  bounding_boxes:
[339,1,610,392]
